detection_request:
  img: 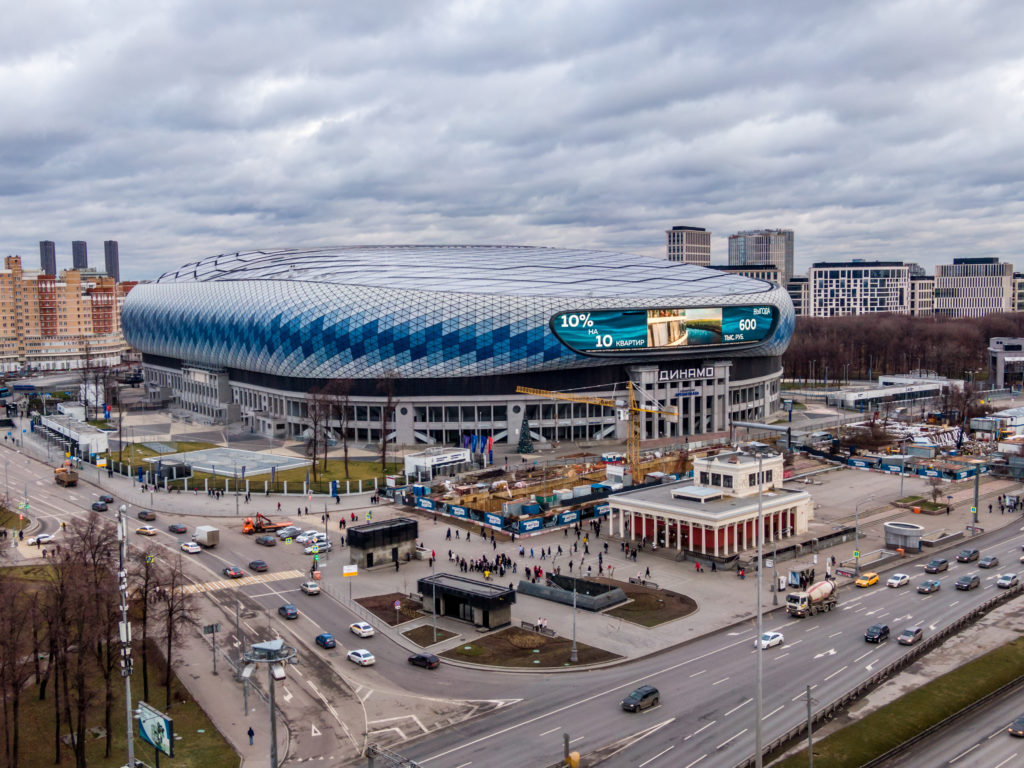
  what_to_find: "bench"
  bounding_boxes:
[628,577,659,589]
[520,620,556,637]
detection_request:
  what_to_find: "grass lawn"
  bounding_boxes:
[110,440,219,468]
[0,508,29,531]
[271,459,402,484]
[403,625,458,646]
[601,580,697,627]
[3,563,53,582]
[356,592,424,625]
[442,626,620,668]
[774,637,1024,767]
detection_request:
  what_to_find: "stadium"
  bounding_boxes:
[121,246,794,446]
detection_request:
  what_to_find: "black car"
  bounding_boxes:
[621,685,659,712]
[956,549,980,563]
[924,558,948,573]
[91,501,108,512]
[955,574,981,591]
[99,494,115,504]
[137,509,156,521]
[865,624,890,643]
[278,604,299,620]
[168,523,187,534]
[408,653,440,670]
[248,560,268,572]
[255,534,277,546]
[1009,714,1024,737]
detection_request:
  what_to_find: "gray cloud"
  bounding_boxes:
[2,0,1023,279]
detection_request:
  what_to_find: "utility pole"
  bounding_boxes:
[117,505,136,768]
[805,684,815,768]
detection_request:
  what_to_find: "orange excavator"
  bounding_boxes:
[242,512,294,534]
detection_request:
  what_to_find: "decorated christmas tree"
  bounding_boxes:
[517,413,535,454]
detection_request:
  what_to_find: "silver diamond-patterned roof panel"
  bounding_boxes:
[123,246,794,379]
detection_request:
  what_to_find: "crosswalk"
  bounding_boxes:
[182,568,306,595]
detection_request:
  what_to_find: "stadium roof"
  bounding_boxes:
[153,246,771,299]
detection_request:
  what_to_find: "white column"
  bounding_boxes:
[676,518,682,551]
[700,524,707,555]
[713,525,719,557]
[689,520,694,552]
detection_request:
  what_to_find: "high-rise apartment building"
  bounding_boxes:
[72,241,88,270]
[39,240,56,275]
[910,275,935,316]
[786,277,809,316]
[1012,274,1024,312]
[0,255,134,373]
[934,257,1013,318]
[104,240,120,282]
[808,261,910,317]
[728,229,794,285]
[709,264,782,284]
[666,226,712,267]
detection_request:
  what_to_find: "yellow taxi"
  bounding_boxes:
[855,572,879,588]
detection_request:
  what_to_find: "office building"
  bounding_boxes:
[709,264,782,284]
[666,226,712,267]
[728,229,794,285]
[934,258,1013,318]
[910,275,935,316]
[39,241,56,275]
[808,261,910,317]
[787,277,809,317]
[1013,274,1024,312]
[104,240,120,282]
[123,246,795,436]
[72,241,88,270]
[0,255,134,373]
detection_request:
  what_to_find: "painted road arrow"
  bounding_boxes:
[814,648,837,659]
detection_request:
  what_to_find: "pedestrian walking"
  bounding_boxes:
[248,726,254,745]
[645,566,650,579]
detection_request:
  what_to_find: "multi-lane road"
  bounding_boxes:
[8,444,1024,767]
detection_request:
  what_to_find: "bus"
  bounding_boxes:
[0,386,10,398]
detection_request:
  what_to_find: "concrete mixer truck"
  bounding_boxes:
[786,579,837,617]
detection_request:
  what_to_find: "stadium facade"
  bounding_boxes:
[122,246,794,447]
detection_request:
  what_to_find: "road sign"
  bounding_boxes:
[202,623,221,635]
[394,600,401,610]
[311,544,319,554]
[343,565,358,577]
[853,550,860,558]
[765,558,774,568]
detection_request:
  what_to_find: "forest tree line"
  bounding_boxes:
[781,312,1024,385]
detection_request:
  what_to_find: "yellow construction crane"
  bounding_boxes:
[516,384,678,483]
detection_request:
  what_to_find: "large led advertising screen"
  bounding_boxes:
[551,305,775,354]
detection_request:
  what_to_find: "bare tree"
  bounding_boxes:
[132,549,160,702]
[306,385,331,482]
[154,554,199,710]
[0,572,34,768]
[377,369,398,473]
[326,378,353,478]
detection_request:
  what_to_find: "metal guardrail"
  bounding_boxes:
[732,582,1024,768]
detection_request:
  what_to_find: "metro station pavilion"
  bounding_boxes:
[122,246,795,446]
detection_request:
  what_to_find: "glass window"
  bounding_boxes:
[711,473,721,486]
[369,406,381,422]
[723,474,733,488]
[477,405,491,422]
[428,406,442,422]
[493,405,507,421]
[461,406,476,422]
[445,406,459,422]
[700,472,710,485]
[414,406,426,422]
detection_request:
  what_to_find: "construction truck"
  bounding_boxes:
[54,462,78,487]
[242,512,294,534]
[786,580,837,618]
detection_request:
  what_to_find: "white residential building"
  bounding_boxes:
[934,258,1013,318]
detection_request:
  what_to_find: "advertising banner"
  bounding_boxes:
[557,509,580,526]
[847,458,872,468]
[518,517,543,534]
[594,502,611,517]
[415,497,435,511]
[484,512,504,528]
[138,702,174,757]
[879,463,904,473]
[448,505,469,519]
[917,468,942,477]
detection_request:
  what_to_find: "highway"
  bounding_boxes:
[8,445,1024,767]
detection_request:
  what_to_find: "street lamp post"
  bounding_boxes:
[854,497,874,574]
[899,438,908,500]
[242,639,297,768]
[116,505,136,768]
[431,558,438,644]
[569,575,578,664]
[755,451,765,768]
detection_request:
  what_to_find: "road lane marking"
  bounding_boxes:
[792,685,817,702]
[824,665,849,682]
[828,631,842,638]
[689,669,706,678]
[787,639,802,646]
[712,677,729,686]
[762,705,784,721]
[684,755,707,768]
[950,743,979,762]
[569,736,584,744]
[685,721,716,741]
[539,727,559,736]
[180,569,305,594]
[723,699,751,717]
[804,625,819,632]
[854,650,874,662]
[639,746,675,767]
[716,728,747,750]
[776,652,789,660]
[993,754,1018,768]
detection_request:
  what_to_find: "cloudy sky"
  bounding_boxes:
[3,0,1023,280]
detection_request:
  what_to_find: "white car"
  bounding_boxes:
[26,533,55,546]
[300,581,321,595]
[886,573,910,588]
[303,541,333,555]
[997,573,1019,589]
[295,530,324,544]
[347,649,375,666]
[350,621,375,638]
[180,541,202,554]
[755,631,784,649]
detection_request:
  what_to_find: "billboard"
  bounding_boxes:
[551,305,775,354]
[138,701,174,757]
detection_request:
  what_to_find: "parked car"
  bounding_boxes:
[886,573,910,588]
[277,526,302,540]
[315,633,337,649]
[755,631,784,649]
[180,541,201,554]
[99,494,115,504]
[91,501,108,512]
[924,558,949,573]
[979,555,1000,569]
[168,523,187,534]
[855,572,879,588]
[248,560,268,572]
[255,534,277,546]
[300,581,321,595]
[956,549,980,563]
[26,533,55,546]
[916,579,941,594]
[408,653,440,669]
[135,525,158,536]
[278,604,299,620]
[137,509,156,521]
[865,624,890,643]
[621,685,659,712]
[347,649,375,666]
[304,541,333,555]
[898,626,924,645]
[222,566,244,579]
[996,573,1019,589]
[955,574,981,591]
[350,622,375,638]
[295,530,323,544]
